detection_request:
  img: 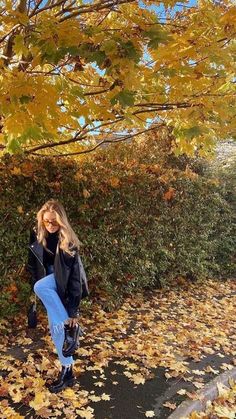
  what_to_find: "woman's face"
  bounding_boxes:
[42,211,60,234]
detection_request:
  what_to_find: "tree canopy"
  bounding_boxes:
[0,0,235,158]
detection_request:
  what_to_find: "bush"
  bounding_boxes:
[0,131,235,317]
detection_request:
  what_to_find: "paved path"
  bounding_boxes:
[0,280,235,418]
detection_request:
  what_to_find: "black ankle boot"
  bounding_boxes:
[48,365,76,393]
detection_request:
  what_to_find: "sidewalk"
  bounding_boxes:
[168,367,236,419]
[0,278,235,418]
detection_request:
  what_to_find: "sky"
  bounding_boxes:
[140,0,198,17]
[81,0,199,16]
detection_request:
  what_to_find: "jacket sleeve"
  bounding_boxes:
[66,253,82,318]
[27,229,38,289]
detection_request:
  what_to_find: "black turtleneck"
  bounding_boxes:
[43,231,59,268]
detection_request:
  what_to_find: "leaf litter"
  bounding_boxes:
[0,278,235,418]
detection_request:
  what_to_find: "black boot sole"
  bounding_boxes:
[48,377,76,393]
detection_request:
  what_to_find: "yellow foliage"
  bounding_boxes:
[0,1,235,158]
[29,391,50,411]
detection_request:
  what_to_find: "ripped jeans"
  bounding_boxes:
[33,265,74,367]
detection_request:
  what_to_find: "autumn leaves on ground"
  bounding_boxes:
[0,278,235,419]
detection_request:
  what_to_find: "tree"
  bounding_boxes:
[0,0,235,158]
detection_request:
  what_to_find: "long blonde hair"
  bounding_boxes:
[36,199,81,255]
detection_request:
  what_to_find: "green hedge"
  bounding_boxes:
[0,134,235,317]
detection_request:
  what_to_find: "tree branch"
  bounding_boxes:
[28,0,67,18]
[59,0,135,21]
[23,99,201,154]
[24,116,124,153]
[28,123,166,157]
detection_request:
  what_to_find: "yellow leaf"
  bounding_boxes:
[216,382,229,397]
[88,395,101,402]
[204,366,219,374]
[83,188,90,199]
[132,374,146,385]
[0,133,6,144]
[11,167,22,175]
[101,393,111,401]
[125,362,139,370]
[9,387,23,403]
[62,387,77,399]
[220,363,234,371]
[37,356,51,372]
[75,171,86,182]
[35,407,52,418]
[29,392,49,411]
[177,388,187,395]
[13,34,28,57]
[17,206,24,214]
[76,407,94,419]
[110,177,120,188]
[193,382,204,389]
[124,371,132,378]
[184,165,198,180]
[214,405,235,418]
[94,381,104,387]
[192,370,205,376]
[0,406,24,419]
[145,411,155,417]
[163,401,176,410]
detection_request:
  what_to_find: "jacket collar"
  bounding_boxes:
[29,240,43,261]
[29,239,75,262]
[29,240,60,262]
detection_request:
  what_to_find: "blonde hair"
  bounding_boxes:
[36,199,81,255]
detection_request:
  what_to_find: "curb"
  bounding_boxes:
[168,367,236,419]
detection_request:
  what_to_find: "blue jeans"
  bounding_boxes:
[33,265,74,367]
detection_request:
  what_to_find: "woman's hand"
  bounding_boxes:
[66,317,78,328]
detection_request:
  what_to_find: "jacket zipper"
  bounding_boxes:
[29,246,46,277]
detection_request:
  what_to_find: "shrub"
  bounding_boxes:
[0,131,235,317]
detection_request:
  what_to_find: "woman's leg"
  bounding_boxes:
[34,273,74,367]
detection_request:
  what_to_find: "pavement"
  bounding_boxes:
[74,354,236,419]
[168,367,236,419]
[0,280,235,418]
[2,341,236,419]
[1,336,235,419]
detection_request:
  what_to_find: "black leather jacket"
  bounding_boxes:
[27,228,83,318]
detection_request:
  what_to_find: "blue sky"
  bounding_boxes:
[140,0,198,18]
[81,0,198,16]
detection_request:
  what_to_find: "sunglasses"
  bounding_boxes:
[43,219,59,227]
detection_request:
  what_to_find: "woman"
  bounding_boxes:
[27,199,86,393]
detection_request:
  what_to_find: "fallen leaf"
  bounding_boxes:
[177,389,187,395]
[101,393,111,401]
[163,401,176,410]
[29,392,50,411]
[94,382,104,387]
[76,407,94,419]
[88,395,101,402]
[145,410,155,417]
[36,406,52,418]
